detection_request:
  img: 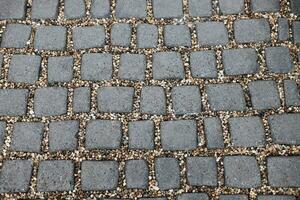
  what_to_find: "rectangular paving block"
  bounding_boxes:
[278,18,289,41]
[136,24,158,48]
[219,0,244,14]
[265,46,293,73]
[64,0,86,19]
[128,120,155,150]
[1,24,32,48]
[34,26,67,50]
[196,22,229,46]
[116,0,147,19]
[91,0,110,18]
[293,21,300,44]
[118,53,147,81]
[164,25,191,47]
[140,86,166,115]
[291,0,300,14]
[251,0,280,12]
[0,89,28,116]
[125,159,149,189]
[155,157,180,190]
[47,56,73,83]
[284,80,300,107]
[111,23,132,47]
[178,193,209,200]
[204,117,224,149]
[73,87,91,113]
[0,121,6,151]
[139,198,167,200]
[189,0,212,17]
[219,195,248,200]
[0,0,26,19]
[73,26,106,49]
[0,54,3,76]
[190,50,217,78]
[152,0,183,19]
[257,195,296,200]
[32,0,59,19]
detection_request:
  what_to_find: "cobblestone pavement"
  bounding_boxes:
[0,0,299,199]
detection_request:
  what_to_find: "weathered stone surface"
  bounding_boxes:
[116,0,147,19]
[265,46,293,73]
[0,0,26,19]
[204,117,224,149]
[189,0,212,17]
[1,24,32,48]
[72,26,106,49]
[219,0,244,14]
[73,87,91,113]
[284,80,300,106]
[111,23,131,47]
[125,159,148,189]
[128,120,154,150]
[0,121,6,151]
[196,22,229,46]
[136,24,158,48]
[152,0,183,19]
[177,193,209,200]
[278,18,289,41]
[0,89,28,116]
[251,0,280,12]
[118,53,146,81]
[219,195,248,200]
[91,0,110,18]
[140,86,166,115]
[155,157,180,190]
[48,56,73,83]
[257,195,296,200]
[293,21,300,44]
[64,0,86,19]
[190,50,217,78]
[32,0,59,19]
[34,26,67,50]
[164,25,191,47]
[291,0,300,14]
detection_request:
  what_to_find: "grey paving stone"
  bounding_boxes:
[49,120,79,152]
[155,157,180,190]
[116,0,147,19]
[73,87,91,113]
[34,87,68,117]
[177,193,209,200]
[128,120,154,150]
[34,26,67,50]
[196,22,229,46]
[37,160,74,192]
[81,160,119,191]
[278,18,289,41]
[0,121,6,151]
[219,195,248,200]
[85,120,122,149]
[293,21,300,44]
[265,46,293,73]
[140,86,166,115]
[267,156,300,187]
[171,86,201,114]
[284,80,300,107]
[189,0,212,17]
[190,50,217,78]
[32,0,59,19]
[139,198,167,200]
[8,55,41,84]
[234,19,271,43]
[229,116,265,147]
[64,0,86,19]
[187,156,217,186]
[291,0,300,14]
[223,48,259,75]
[204,117,224,149]
[0,54,3,75]
[48,56,73,83]
[224,156,261,188]
[219,0,244,14]
[91,0,110,18]
[251,0,280,12]
[98,87,134,113]
[1,24,32,48]
[137,24,158,48]
[257,195,296,200]
[152,0,183,19]
[73,26,106,49]
[11,122,43,153]
[0,89,28,116]
[118,53,146,81]
[0,159,33,192]
[0,0,26,19]
[268,113,300,145]
[111,23,131,47]
[160,120,198,151]
[125,159,149,189]
[164,25,191,47]
[249,80,280,110]
[152,52,184,80]
[206,83,246,111]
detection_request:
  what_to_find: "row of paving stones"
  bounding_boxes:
[1,0,300,20]
[0,114,299,153]
[0,156,300,192]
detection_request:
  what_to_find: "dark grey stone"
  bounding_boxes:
[140,86,166,115]
[0,121,6,151]
[32,0,59,19]
[0,89,28,116]
[118,53,146,81]
[190,50,217,78]
[125,159,149,189]
[81,53,112,81]
[224,156,261,188]
[152,52,184,80]
[0,159,33,192]
[85,120,122,149]
[152,0,183,19]
[0,54,3,76]
[136,24,158,48]
[1,24,32,48]
[219,195,248,200]
[249,80,280,110]
[265,46,293,73]
[48,56,73,83]
[8,55,41,84]
[196,22,229,46]
[278,18,289,41]
[72,26,106,49]
[177,193,209,200]
[293,21,300,44]
[64,0,86,19]
[164,25,191,47]
[155,157,180,190]
[257,195,296,200]
[291,0,300,14]
[111,23,131,47]
[189,0,212,17]
[37,160,74,192]
[267,156,300,187]
[34,26,67,50]
[116,0,147,19]
[251,0,280,12]
[128,120,154,150]
[49,120,79,152]
[0,0,26,19]
[204,117,224,149]
[81,160,119,190]
[284,80,300,106]
[91,0,110,18]
[11,122,43,153]
[219,0,244,14]
[73,87,90,113]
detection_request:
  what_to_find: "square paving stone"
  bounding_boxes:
[190,50,217,78]
[196,22,229,46]
[278,18,289,41]
[0,121,6,151]
[206,83,246,111]
[187,156,218,186]
[251,0,280,12]
[268,113,300,145]
[164,25,191,47]
[257,195,296,200]
[11,122,44,153]
[0,89,28,116]
[1,24,32,48]
[171,86,202,114]
[204,117,224,149]
[291,0,300,14]
[0,0,26,19]
[234,19,271,43]
[34,26,67,50]
[34,87,68,117]
[81,53,112,81]
[128,120,155,150]
[229,116,265,147]
[0,159,33,192]
[37,160,74,192]
[224,156,261,188]
[140,86,166,115]
[152,52,185,80]
[91,0,110,18]
[152,0,183,19]
[73,87,91,113]
[125,159,149,189]
[85,120,122,149]
[223,48,259,75]
[49,120,79,152]
[118,53,146,81]
[137,24,158,48]
[293,21,300,44]
[189,0,212,17]
[219,195,248,200]
[8,55,41,84]
[177,193,209,200]
[267,156,300,187]
[116,0,147,19]
[155,157,180,190]
[73,26,106,49]
[81,160,119,191]
[249,80,280,110]
[219,0,244,14]
[160,120,198,151]
[265,46,293,73]
[64,0,86,19]
[48,56,73,83]
[111,23,131,47]
[32,0,59,19]
[98,87,134,113]
[284,80,300,107]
